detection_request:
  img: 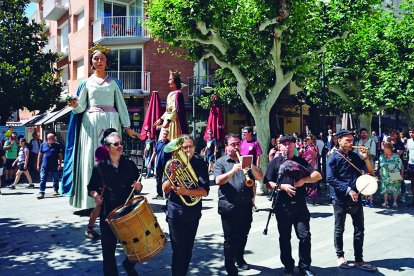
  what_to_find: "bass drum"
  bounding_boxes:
[106,196,167,263]
[356,174,378,195]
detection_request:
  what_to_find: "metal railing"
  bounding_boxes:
[188,75,217,96]
[93,16,147,42]
[107,71,151,94]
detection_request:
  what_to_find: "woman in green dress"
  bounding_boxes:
[62,45,138,209]
[379,142,403,208]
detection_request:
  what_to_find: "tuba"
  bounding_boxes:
[164,137,201,206]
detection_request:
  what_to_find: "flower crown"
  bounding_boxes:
[89,44,110,55]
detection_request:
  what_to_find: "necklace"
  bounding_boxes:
[94,75,108,85]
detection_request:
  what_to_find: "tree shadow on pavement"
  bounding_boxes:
[0,217,103,275]
[310,257,414,276]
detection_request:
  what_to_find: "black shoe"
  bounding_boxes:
[236,259,250,270]
[299,268,316,276]
[122,259,138,276]
[283,268,294,276]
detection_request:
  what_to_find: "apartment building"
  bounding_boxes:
[28,0,199,145]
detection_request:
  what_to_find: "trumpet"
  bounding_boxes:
[235,149,255,187]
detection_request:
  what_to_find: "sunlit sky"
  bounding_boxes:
[24,2,36,17]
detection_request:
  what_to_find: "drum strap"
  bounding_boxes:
[335,151,363,175]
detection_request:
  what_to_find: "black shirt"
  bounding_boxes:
[264,155,316,204]
[214,155,255,212]
[166,156,210,220]
[88,157,140,218]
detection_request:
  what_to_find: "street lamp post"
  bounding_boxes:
[189,76,214,138]
[321,52,327,183]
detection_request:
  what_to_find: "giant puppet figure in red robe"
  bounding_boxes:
[154,70,189,140]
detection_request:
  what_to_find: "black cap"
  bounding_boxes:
[279,135,296,143]
[335,129,353,138]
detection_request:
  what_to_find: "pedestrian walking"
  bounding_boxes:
[3,131,18,184]
[29,132,42,181]
[36,133,62,199]
[9,138,33,189]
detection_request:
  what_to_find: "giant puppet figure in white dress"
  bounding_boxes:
[62,44,139,208]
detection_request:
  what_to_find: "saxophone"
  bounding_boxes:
[164,137,201,206]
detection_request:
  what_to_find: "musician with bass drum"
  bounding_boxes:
[214,133,263,275]
[162,135,210,276]
[87,132,142,276]
[264,135,321,276]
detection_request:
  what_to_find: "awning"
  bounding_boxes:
[24,113,48,127]
[34,111,59,126]
[40,107,72,125]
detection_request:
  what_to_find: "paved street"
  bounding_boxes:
[1,178,414,275]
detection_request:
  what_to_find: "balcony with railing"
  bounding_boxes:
[43,0,69,21]
[188,76,217,97]
[107,71,151,96]
[93,16,149,45]
[42,35,69,58]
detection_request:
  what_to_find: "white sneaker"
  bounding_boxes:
[401,196,406,203]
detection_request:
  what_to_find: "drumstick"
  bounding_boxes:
[351,146,369,150]
[123,174,143,208]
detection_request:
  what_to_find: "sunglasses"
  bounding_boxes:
[111,142,124,147]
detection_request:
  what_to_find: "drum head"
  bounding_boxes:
[112,197,145,220]
[356,174,378,195]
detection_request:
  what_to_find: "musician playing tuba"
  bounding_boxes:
[162,135,210,275]
[214,133,263,274]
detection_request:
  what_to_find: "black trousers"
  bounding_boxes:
[275,201,311,271]
[155,167,163,196]
[167,217,199,276]
[100,218,135,276]
[333,200,364,262]
[220,204,253,275]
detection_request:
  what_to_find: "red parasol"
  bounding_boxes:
[204,95,226,142]
[140,91,163,140]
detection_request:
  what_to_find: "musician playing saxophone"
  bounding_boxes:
[214,133,263,275]
[162,135,209,276]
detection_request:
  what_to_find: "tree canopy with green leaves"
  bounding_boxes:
[146,0,379,168]
[296,1,414,131]
[0,0,61,123]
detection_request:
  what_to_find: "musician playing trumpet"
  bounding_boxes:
[214,134,263,275]
[162,135,209,276]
